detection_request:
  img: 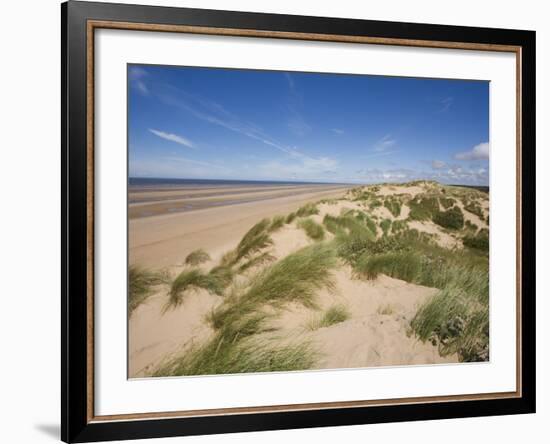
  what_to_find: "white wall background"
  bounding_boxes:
[0,1,546,443]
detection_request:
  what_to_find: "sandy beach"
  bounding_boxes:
[129,181,490,378]
[129,183,351,268]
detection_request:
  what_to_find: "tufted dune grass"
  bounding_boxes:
[185,249,211,266]
[153,243,338,376]
[298,218,325,240]
[128,265,166,315]
[165,266,233,311]
[211,243,338,333]
[307,304,350,331]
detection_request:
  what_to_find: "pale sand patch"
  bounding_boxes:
[316,200,365,218]
[377,185,425,197]
[269,225,313,260]
[372,205,394,220]
[128,289,220,377]
[407,220,462,249]
[397,203,410,220]
[267,267,457,368]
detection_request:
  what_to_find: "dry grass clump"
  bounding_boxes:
[439,197,455,209]
[128,265,166,315]
[298,218,325,240]
[296,202,319,217]
[391,219,408,234]
[463,229,489,252]
[354,251,422,281]
[152,336,318,377]
[308,304,350,330]
[463,201,485,219]
[235,219,273,260]
[408,196,439,221]
[268,215,285,232]
[166,267,232,311]
[185,249,211,266]
[210,243,337,337]
[339,223,489,362]
[380,218,392,236]
[154,243,338,376]
[464,220,479,232]
[237,252,276,273]
[432,206,464,230]
[285,212,297,224]
[377,304,395,315]
[384,197,402,218]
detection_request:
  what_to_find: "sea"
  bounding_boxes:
[129,177,353,189]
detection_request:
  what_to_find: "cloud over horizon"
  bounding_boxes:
[149,129,196,149]
[455,142,490,161]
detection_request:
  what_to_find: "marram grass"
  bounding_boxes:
[184,249,211,266]
[298,218,325,240]
[307,304,350,331]
[128,265,166,315]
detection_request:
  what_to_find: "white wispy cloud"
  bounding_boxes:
[372,134,397,152]
[149,129,195,149]
[283,72,311,136]
[129,66,149,95]
[163,156,228,170]
[354,164,488,185]
[439,97,454,113]
[331,128,344,135]
[431,160,447,169]
[455,142,490,160]
[157,86,336,175]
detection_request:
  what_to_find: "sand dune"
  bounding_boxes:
[129,181,489,377]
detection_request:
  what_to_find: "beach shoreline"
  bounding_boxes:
[129,183,352,268]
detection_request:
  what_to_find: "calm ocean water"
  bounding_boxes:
[129,177,352,188]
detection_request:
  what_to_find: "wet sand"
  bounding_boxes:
[129,183,351,268]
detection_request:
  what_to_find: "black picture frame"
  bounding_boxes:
[62,1,536,442]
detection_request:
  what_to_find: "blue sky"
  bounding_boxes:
[128,64,489,185]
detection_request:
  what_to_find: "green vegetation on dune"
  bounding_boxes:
[391,219,408,234]
[464,220,478,232]
[152,336,318,377]
[185,249,211,266]
[298,218,325,240]
[296,202,319,217]
[432,206,464,230]
[155,243,338,376]
[384,197,402,218]
[380,218,392,236]
[344,229,489,362]
[128,265,166,315]
[152,182,489,375]
[237,251,276,273]
[463,229,489,252]
[285,212,297,224]
[234,218,273,262]
[166,267,232,310]
[268,215,285,232]
[463,201,485,219]
[439,197,455,209]
[308,304,350,331]
[408,196,439,221]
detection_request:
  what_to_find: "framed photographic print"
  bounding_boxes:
[61,1,536,442]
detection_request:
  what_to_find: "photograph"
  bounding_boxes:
[127,64,490,378]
